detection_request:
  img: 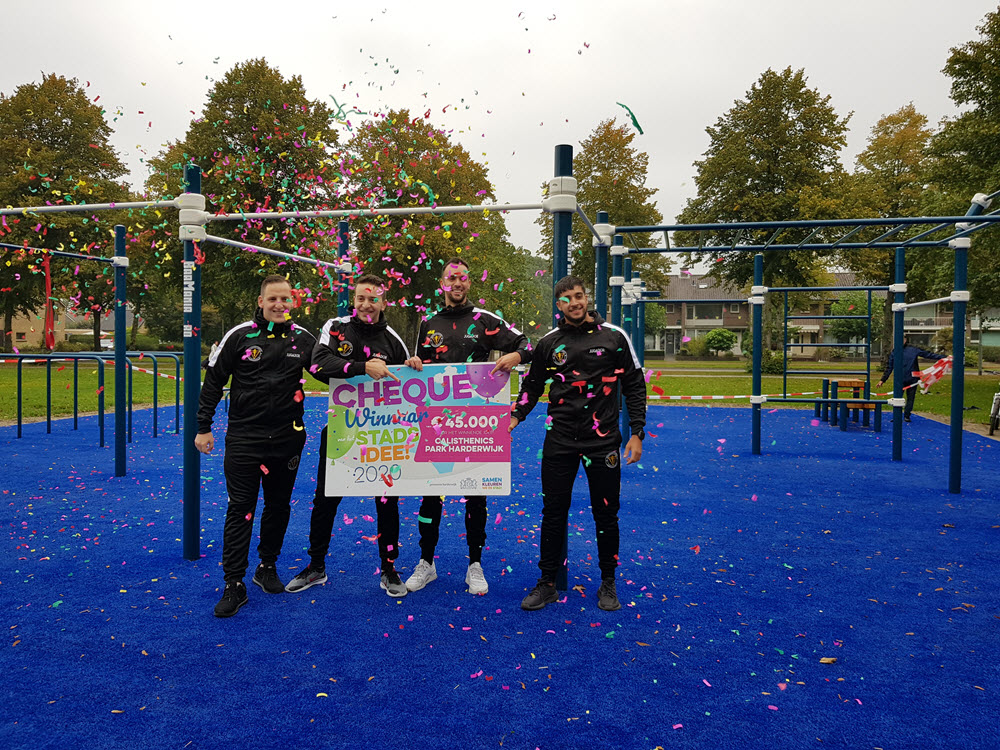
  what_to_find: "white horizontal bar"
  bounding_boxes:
[901,296,951,310]
[208,202,544,222]
[0,199,177,216]
[203,235,344,270]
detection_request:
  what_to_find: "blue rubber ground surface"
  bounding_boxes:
[2,400,998,749]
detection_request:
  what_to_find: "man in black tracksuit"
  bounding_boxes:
[284,274,417,598]
[877,336,946,422]
[403,257,531,596]
[196,275,317,618]
[511,275,646,613]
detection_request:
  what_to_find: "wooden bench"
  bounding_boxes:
[830,379,882,432]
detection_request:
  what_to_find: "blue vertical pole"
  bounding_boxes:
[636,284,647,367]
[183,165,203,562]
[752,254,763,455]
[113,225,127,477]
[337,220,350,316]
[610,237,624,327]
[595,211,609,320]
[892,247,905,461]
[552,145,573,327]
[623,255,633,342]
[948,195,987,492]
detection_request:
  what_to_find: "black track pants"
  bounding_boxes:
[417,494,487,564]
[537,441,622,581]
[308,425,400,569]
[221,436,305,582]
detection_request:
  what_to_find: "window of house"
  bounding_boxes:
[665,304,674,313]
[686,303,723,320]
[15,332,27,342]
[730,303,741,313]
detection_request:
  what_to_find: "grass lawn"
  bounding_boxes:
[4,362,997,427]
[0,361,181,420]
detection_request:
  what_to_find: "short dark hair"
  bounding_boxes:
[355,273,386,291]
[260,274,290,297]
[441,256,469,275]
[554,275,587,300]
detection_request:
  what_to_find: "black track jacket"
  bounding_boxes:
[416,301,531,365]
[311,312,410,379]
[512,312,646,447]
[197,308,316,444]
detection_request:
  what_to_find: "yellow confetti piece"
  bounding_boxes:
[111,710,124,714]
[316,693,328,698]
[820,657,837,664]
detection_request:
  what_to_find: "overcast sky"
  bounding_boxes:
[3,0,997,260]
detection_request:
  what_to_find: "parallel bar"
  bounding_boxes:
[785,342,870,348]
[615,214,1000,234]
[209,202,544,222]
[0,242,114,264]
[770,285,889,293]
[787,369,871,376]
[787,314,872,320]
[0,199,176,216]
[901,296,951,310]
[575,206,603,242]
[204,235,342,269]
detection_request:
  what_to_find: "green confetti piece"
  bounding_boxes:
[417,515,433,524]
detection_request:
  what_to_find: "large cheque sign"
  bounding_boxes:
[324,362,512,497]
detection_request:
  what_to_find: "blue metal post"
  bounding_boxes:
[892,248,905,462]
[552,145,573,327]
[623,255,634,342]
[337,220,350,316]
[610,237,624,327]
[752,254,763,455]
[595,210,609,320]
[113,225,127,477]
[949,196,987,492]
[183,165,203,562]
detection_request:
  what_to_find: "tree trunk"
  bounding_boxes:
[2,307,12,354]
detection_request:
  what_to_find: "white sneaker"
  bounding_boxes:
[405,560,437,592]
[465,562,488,595]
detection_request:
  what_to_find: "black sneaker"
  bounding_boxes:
[904,415,912,423]
[285,565,328,593]
[380,567,408,597]
[252,563,285,594]
[214,581,248,618]
[598,578,621,611]
[521,579,558,610]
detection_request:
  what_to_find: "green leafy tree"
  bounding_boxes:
[144,59,340,335]
[536,119,669,303]
[676,67,851,291]
[826,291,885,346]
[343,109,521,343]
[0,74,128,351]
[798,104,934,360]
[704,327,738,356]
[926,8,1000,325]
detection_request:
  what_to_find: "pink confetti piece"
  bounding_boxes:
[343,514,353,525]
[703,679,712,687]
[767,705,778,711]
[494,513,502,524]
[672,724,683,730]
[260,465,269,475]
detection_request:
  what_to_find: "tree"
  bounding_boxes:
[0,74,128,351]
[535,119,669,302]
[704,328,738,356]
[926,8,1000,324]
[676,67,851,291]
[797,104,934,359]
[143,59,340,336]
[343,109,523,343]
[826,291,885,346]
